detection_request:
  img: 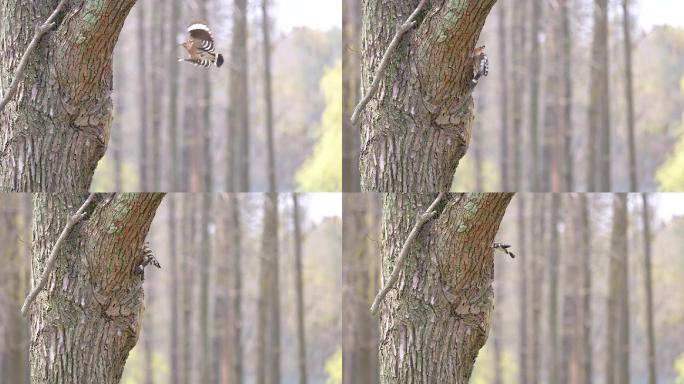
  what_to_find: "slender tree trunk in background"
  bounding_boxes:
[181,197,194,384]
[542,2,560,192]
[493,253,504,384]
[530,195,545,384]
[548,194,560,384]
[27,194,163,383]
[579,194,592,384]
[561,195,580,384]
[359,0,497,192]
[262,0,277,193]
[473,95,485,192]
[168,195,180,384]
[138,2,149,192]
[257,193,280,384]
[228,0,249,192]
[498,0,509,192]
[0,0,137,192]
[113,53,124,191]
[200,194,212,383]
[150,1,163,192]
[378,193,513,383]
[0,195,28,384]
[143,286,155,384]
[229,194,243,384]
[292,194,307,384]
[342,194,378,384]
[589,0,611,191]
[623,0,638,191]
[528,0,542,192]
[182,65,200,192]
[616,194,630,384]
[517,195,529,384]
[641,193,656,384]
[342,0,361,191]
[512,0,526,192]
[167,0,181,191]
[200,0,212,192]
[606,194,626,384]
[560,0,574,191]
[261,1,280,381]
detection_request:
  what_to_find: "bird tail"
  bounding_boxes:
[216,54,224,68]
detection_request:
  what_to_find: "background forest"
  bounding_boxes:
[343,0,684,192]
[343,193,684,383]
[91,0,342,193]
[0,193,343,384]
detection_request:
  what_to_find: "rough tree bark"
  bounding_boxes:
[0,0,138,192]
[358,0,497,192]
[26,193,163,383]
[377,193,512,383]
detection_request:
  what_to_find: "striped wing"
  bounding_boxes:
[188,22,216,54]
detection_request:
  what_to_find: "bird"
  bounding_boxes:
[179,21,224,68]
[471,45,489,88]
[492,242,516,258]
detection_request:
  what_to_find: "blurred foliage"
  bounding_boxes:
[470,344,517,384]
[676,352,684,384]
[91,156,138,192]
[324,347,342,384]
[634,26,684,134]
[656,76,684,191]
[295,60,342,191]
[450,155,499,192]
[120,345,169,384]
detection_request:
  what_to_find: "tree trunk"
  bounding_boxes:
[200,194,212,383]
[559,0,574,191]
[292,194,307,384]
[548,194,560,383]
[342,0,361,191]
[606,194,627,384]
[579,194,592,384]
[560,195,580,384]
[27,193,163,383]
[498,1,509,192]
[359,0,497,192]
[0,0,137,193]
[181,196,194,384]
[137,2,149,192]
[228,0,249,192]
[113,53,124,192]
[342,194,378,384]
[473,94,485,192]
[512,0,527,192]
[517,195,529,384]
[542,2,560,192]
[257,193,279,384]
[641,193,656,384]
[229,194,243,384]
[616,194,630,384]
[588,0,611,191]
[622,0,638,190]
[167,0,181,191]
[150,0,163,192]
[262,0,276,193]
[530,195,546,384]
[378,193,512,383]
[528,0,542,192]
[1,194,29,384]
[168,195,180,384]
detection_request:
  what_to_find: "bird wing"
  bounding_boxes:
[188,22,215,54]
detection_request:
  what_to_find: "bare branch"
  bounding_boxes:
[0,0,67,112]
[21,193,95,317]
[370,192,445,315]
[350,0,428,127]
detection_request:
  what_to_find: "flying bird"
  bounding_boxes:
[492,242,516,258]
[179,21,224,68]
